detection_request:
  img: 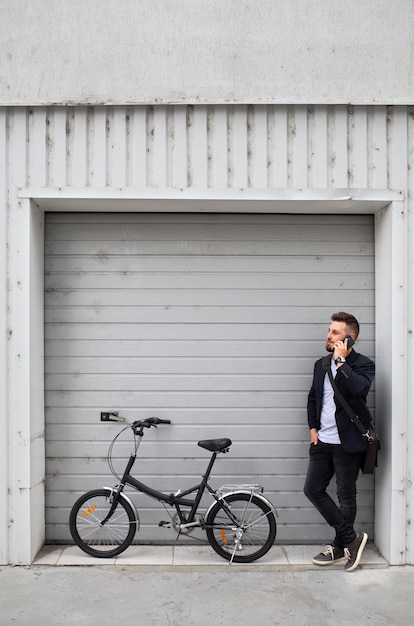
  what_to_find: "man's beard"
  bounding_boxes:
[326,343,334,353]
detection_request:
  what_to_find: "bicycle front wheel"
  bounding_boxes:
[205,493,276,563]
[69,488,137,558]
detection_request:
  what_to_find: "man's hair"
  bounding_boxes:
[331,311,360,339]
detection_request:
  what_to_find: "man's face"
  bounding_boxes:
[325,321,348,353]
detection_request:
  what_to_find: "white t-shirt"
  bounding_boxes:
[318,358,341,444]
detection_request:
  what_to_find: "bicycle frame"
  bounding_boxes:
[112,435,223,529]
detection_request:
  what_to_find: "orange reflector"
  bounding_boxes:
[219,529,228,544]
[83,505,97,517]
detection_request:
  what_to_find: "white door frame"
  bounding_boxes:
[3,187,409,565]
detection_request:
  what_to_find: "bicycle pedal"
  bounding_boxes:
[159,520,172,528]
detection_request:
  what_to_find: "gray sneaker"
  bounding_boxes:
[344,532,368,572]
[312,545,346,565]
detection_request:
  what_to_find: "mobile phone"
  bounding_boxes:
[343,335,355,348]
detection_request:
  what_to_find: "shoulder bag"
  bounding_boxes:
[322,356,380,474]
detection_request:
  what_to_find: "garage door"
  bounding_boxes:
[45,212,375,544]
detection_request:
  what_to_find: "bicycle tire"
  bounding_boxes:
[205,492,276,563]
[69,488,137,558]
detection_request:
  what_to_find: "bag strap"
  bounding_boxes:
[322,355,372,440]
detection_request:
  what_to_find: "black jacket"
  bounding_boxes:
[307,350,375,453]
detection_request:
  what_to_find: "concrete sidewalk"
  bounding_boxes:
[1,550,413,626]
[34,543,387,569]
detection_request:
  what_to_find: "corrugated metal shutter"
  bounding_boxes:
[45,212,375,544]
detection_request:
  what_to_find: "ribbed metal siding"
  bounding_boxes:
[1,104,408,192]
[2,103,413,546]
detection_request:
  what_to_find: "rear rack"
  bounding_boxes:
[217,484,263,495]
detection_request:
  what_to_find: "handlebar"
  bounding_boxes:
[132,417,171,433]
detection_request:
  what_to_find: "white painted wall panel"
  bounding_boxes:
[44,212,375,543]
[0,107,8,563]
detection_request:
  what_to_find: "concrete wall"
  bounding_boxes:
[1,0,413,106]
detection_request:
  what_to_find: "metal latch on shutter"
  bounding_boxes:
[100,411,125,422]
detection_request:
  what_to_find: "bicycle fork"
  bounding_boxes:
[100,453,137,526]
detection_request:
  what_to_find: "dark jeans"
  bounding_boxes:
[303,441,362,548]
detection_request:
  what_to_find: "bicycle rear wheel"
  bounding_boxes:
[69,488,137,558]
[205,492,276,563]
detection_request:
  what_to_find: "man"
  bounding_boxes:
[303,312,375,572]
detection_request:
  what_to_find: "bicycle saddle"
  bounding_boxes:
[198,438,232,452]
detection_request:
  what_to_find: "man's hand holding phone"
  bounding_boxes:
[333,335,355,365]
